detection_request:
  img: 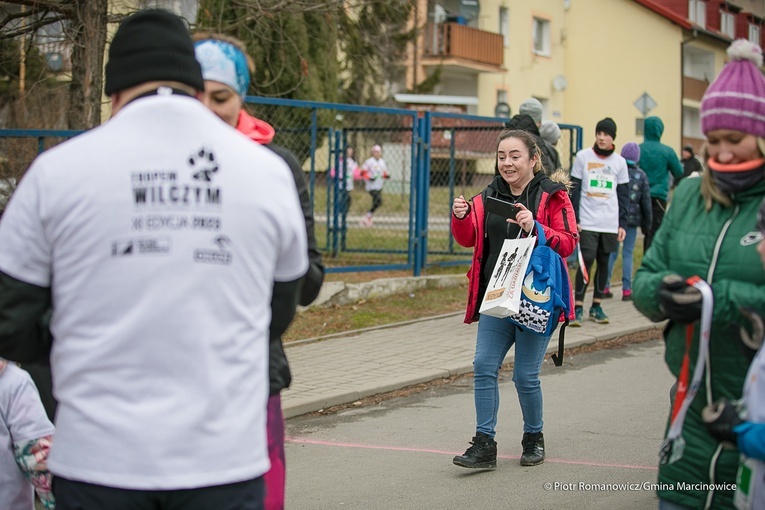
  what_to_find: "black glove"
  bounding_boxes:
[658,274,703,324]
[740,307,765,352]
[702,399,742,447]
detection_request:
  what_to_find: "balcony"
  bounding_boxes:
[683,75,709,102]
[422,22,504,73]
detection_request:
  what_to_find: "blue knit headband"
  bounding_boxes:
[194,39,250,98]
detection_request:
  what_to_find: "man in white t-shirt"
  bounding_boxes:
[0,9,307,510]
[569,117,629,326]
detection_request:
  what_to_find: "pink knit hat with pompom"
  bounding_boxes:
[700,39,765,137]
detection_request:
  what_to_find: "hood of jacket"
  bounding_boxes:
[235,109,276,144]
[644,116,664,142]
[505,114,541,136]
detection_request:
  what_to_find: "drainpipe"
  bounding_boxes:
[413,0,418,88]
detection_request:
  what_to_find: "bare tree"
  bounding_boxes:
[0,0,107,129]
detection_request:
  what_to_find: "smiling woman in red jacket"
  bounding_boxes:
[450,129,577,471]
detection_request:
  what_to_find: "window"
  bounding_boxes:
[750,24,761,45]
[688,0,706,27]
[495,90,510,118]
[683,46,715,81]
[499,7,510,47]
[532,17,550,56]
[721,11,736,38]
[683,106,704,139]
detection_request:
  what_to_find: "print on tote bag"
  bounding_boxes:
[479,236,536,318]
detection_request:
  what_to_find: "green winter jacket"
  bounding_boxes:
[633,176,765,509]
[639,117,684,201]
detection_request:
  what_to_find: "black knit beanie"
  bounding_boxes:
[104,9,204,96]
[595,117,617,140]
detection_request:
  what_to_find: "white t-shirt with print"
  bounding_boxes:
[571,147,629,233]
[0,94,308,490]
[361,156,387,191]
[0,362,54,510]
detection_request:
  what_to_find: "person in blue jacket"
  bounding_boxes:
[605,142,652,301]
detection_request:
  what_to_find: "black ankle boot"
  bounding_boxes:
[453,432,497,469]
[520,432,545,466]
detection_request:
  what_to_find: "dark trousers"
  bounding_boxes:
[368,189,383,214]
[575,230,618,303]
[340,190,352,216]
[644,197,667,253]
[53,476,264,510]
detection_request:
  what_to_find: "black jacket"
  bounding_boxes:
[266,144,325,395]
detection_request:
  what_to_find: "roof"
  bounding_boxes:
[633,0,693,29]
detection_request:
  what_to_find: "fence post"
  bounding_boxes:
[447,127,456,254]
[413,112,432,277]
[330,128,341,258]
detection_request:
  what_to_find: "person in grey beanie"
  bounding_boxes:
[518,98,561,174]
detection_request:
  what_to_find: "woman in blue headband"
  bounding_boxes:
[194,32,324,510]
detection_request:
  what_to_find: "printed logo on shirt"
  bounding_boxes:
[741,231,764,246]
[131,171,221,207]
[131,215,221,231]
[111,237,171,256]
[130,148,222,208]
[194,235,232,265]
[586,162,616,198]
[189,148,219,182]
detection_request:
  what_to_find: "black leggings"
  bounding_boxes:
[644,197,667,252]
[368,189,383,214]
[575,230,618,302]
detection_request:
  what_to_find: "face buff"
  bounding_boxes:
[708,158,765,196]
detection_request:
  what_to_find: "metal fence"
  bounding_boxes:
[0,99,582,276]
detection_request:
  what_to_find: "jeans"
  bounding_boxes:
[474,314,552,437]
[607,226,638,292]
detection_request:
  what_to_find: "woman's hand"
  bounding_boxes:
[508,203,534,233]
[453,195,469,219]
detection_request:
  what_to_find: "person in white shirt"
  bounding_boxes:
[0,9,307,510]
[0,359,55,510]
[359,144,388,227]
[569,117,629,326]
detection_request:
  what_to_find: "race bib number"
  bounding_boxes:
[588,171,615,197]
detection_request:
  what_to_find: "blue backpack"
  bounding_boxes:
[508,221,571,366]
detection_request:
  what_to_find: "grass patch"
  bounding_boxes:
[283,281,468,342]
[287,238,645,342]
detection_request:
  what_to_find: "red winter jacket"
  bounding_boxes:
[451,172,578,324]
[235,109,276,144]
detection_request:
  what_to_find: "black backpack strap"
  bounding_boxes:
[550,318,568,367]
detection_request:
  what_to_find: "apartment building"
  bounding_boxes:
[402,0,765,152]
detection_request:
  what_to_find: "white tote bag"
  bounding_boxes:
[478,235,536,318]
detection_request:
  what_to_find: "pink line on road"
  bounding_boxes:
[286,437,658,472]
